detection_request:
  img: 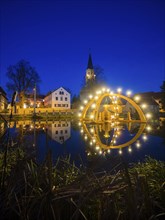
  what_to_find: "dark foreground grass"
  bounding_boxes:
[0,145,164,220]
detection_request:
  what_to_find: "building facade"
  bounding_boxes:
[0,87,8,111]
[44,87,71,109]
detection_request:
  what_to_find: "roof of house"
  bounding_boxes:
[141,97,159,106]
[136,92,164,99]
[0,86,7,100]
[45,87,71,97]
[0,86,7,96]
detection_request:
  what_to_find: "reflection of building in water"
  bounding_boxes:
[47,121,71,144]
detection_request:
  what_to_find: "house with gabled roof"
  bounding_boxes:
[0,87,8,111]
[44,87,71,109]
[137,92,164,112]
[124,92,160,116]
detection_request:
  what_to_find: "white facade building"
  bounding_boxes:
[44,87,71,109]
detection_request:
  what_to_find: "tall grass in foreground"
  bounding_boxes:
[0,146,164,220]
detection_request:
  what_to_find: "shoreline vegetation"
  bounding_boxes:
[0,113,165,219]
[0,135,164,220]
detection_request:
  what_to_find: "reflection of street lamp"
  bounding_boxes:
[33,84,36,116]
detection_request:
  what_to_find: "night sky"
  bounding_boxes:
[0,0,164,97]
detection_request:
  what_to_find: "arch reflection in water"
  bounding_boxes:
[46,121,71,144]
[79,121,152,155]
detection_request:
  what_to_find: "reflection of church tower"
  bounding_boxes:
[85,54,96,86]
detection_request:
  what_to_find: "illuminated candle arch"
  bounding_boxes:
[80,92,147,123]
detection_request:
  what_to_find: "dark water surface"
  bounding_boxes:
[1,119,165,170]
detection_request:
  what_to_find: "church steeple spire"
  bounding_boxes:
[86,53,96,85]
[87,53,93,69]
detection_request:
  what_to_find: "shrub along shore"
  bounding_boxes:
[0,138,164,220]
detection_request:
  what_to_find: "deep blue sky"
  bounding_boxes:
[0,0,164,96]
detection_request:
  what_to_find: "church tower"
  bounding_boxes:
[85,53,96,86]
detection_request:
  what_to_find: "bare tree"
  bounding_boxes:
[6,60,41,107]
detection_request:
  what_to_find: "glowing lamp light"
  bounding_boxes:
[126,90,132,97]
[95,96,98,100]
[84,136,88,140]
[134,96,140,102]
[80,106,84,110]
[128,147,132,153]
[136,142,141,148]
[93,139,96,143]
[146,126,152,131]
[89,94,93,99]
[142,135,147,140]
[78,122,81,126]
[141,104,147,109]
[102,87,106,92]
[80,129,84,133]
[92,103,96,109]
[23,103,27,109]
[119,149,122,154]
[106,88,110,92]
[117,88,122,93]
[96,146,100,150]
[90,128,94,133]
[84,100,88,104]
[90,114,94,119]
[78,113,82,117]
[107,149,111,153]
[146,113,152,119]
[90,141,93,146]
[99,150,103,155]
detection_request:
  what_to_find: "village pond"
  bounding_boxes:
[0,118,165,170]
